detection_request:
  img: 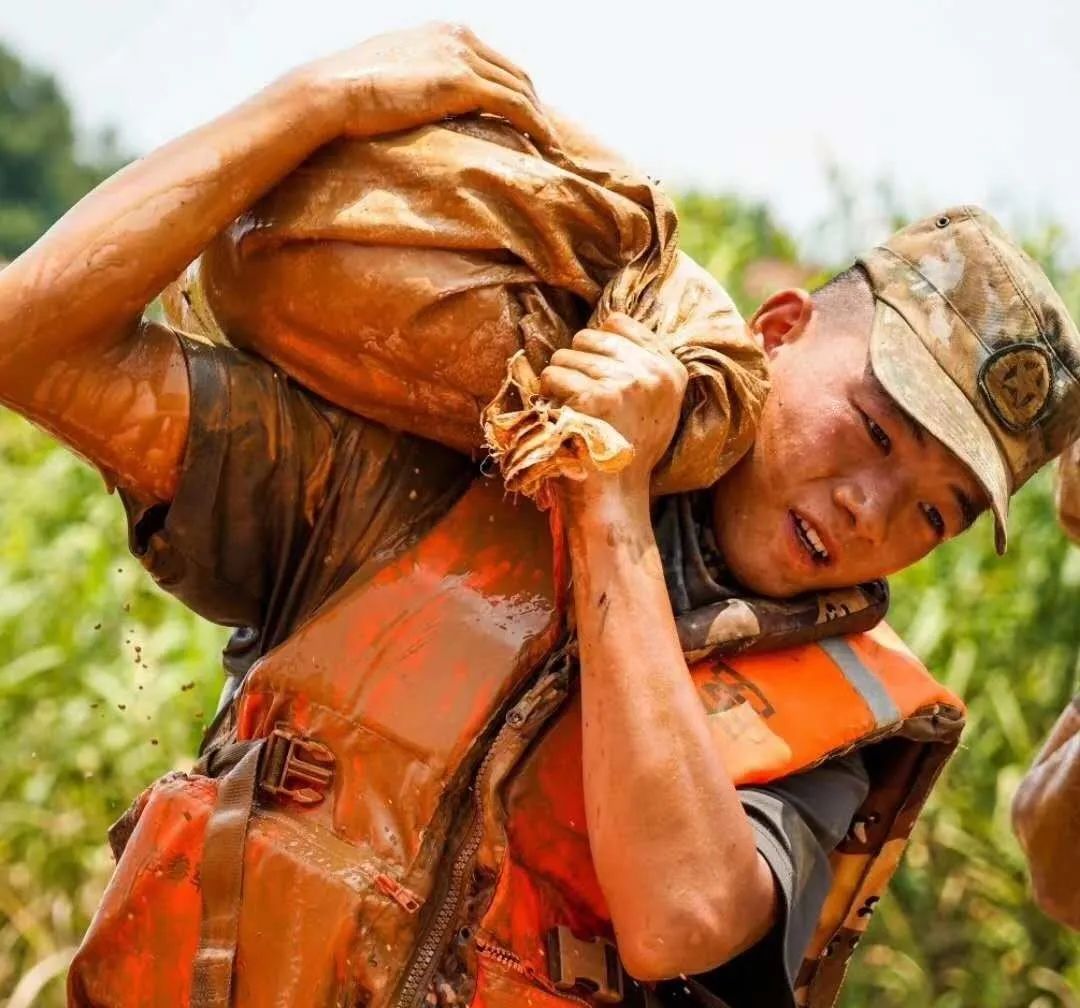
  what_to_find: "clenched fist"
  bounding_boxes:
[540,313,688,495]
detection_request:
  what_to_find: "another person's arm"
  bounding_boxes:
[1056,440,1080,543]
[1012,697,1080,929]
[543,315,777,979]
[0,23,552,503]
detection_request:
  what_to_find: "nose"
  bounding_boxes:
[832,480,889,546]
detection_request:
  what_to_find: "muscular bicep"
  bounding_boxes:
[1,319,190,504]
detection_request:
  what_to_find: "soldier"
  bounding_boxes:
[2,22,1079,1008]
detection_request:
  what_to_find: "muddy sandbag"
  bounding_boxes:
[164,115,769,500]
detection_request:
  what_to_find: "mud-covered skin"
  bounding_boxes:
[547,316,779,978]
[0,22,553,504]
[1012,696,1080,930]
[711,280,987,598]
[1056,439,1080,542]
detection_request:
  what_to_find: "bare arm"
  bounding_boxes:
[0,22,553,502]
[1012,698,1080,929]
[1057,440,1080,543]
[542,315,777,980]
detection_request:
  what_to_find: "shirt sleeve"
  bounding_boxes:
[118,335,343,628]
[654,751,870,1008]
[119,332,472,639]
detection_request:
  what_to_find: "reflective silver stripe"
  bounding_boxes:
[820,637,901,728]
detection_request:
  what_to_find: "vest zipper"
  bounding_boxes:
[392,744,498,1008]
[473,934,592,1007]
[393,655,572,1008]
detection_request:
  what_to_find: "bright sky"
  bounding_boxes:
[3,0,1079,259]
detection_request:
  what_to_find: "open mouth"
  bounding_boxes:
[790,509,831,566]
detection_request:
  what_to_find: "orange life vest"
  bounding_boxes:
[69,479,964,1008]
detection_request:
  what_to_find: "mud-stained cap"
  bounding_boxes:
[858,206,1080,552]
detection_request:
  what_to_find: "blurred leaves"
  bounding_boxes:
[0,412,226,1004]
[847,472,1080,1006]
[0,43,122,260]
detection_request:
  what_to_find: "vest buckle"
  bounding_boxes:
[259,725,335,805]
[546,926,624,1003]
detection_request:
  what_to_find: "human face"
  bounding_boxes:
[712,284,986,598]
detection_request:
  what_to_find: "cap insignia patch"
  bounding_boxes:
[977,343,1053,432]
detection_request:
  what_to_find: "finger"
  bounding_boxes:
[470,51,539,105]
[549,348,623,380]
[572,328,652,363]
[539,365,595,404]
[463,30,539,97]
[468,53,540,115]
[471,79,556,147]
[599,312,658,349]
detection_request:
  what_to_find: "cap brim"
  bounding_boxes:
[869,299,1011,553]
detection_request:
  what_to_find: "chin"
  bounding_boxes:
[722,553,803,599]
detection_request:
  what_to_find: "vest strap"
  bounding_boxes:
[191,743,262,1008]
[819,637,901,728]
[545,926,623,1004]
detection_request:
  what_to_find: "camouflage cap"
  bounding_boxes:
[857,206,1080,552]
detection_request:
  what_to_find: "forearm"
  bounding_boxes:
[567,481,775,978]
[1013,702,1080,928]
[0,72,339,369]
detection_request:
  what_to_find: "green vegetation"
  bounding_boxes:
[1,41,1079,1008]
[0,45,121,261]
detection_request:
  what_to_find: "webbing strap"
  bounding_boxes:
[820,637,901,728]
[191,742,262,1008]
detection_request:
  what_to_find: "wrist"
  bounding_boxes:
[562,475,652,542]
[271,66,347,141]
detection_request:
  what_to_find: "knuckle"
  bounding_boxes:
[653,361,676,384]
[658,353,685,380]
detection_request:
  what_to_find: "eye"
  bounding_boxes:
[920,502,946,539]
[857,406,892,454]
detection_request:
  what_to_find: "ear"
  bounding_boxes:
[749,288,815,356]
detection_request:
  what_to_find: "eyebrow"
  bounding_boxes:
[863,359,926,445]
[952,486,983,531]
[863,358,987,531]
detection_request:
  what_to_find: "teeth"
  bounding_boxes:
[794,513,830,562]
